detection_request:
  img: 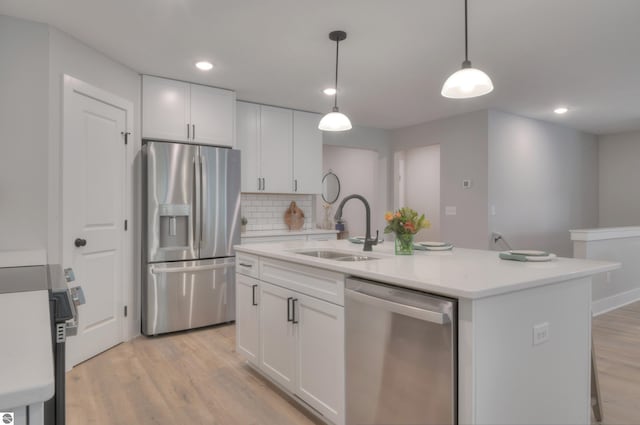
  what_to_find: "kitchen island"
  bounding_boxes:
[234,240,618,425]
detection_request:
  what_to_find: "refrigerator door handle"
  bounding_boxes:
[192,157,200,248]
[150,262,235,274]
[199,153,204,243]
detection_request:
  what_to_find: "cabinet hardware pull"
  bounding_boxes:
[294,179,298,192]
[257,177,261,191]
[192,124,195,140]
[287,297,293,322]
[187,123,190,139]
[292,298,299,324]
[239,263,252,268]
[252,284,258,306]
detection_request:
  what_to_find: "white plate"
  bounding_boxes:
[509,250,549,257]
[524,253,557,262]
[415,243,453,251]
[419,241,450,247]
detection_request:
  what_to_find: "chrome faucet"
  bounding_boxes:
[334,194,379,252]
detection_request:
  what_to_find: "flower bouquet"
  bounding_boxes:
[384,207,430,255]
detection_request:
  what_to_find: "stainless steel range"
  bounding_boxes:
[142,141,241,335]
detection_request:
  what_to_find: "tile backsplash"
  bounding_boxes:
[241,194,314,231]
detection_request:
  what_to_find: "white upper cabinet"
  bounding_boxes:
[142,76,190,142]
[293,111,322,194]
[236,102,261,192]
[190,83,235,146]
[142,75,235,147]
[236,101,322,194]
[260,105,293,193]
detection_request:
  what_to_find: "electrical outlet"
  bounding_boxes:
[445,206,457,216]
[533,322,550,346]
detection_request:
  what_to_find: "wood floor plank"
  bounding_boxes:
[67,301,640,425]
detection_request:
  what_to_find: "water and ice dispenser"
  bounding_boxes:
[158,204,191,248]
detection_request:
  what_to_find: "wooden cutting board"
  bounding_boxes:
[284,201,305,230]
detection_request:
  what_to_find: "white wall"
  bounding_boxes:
[391,110,489,249]
[322,125,392,235]
[488,110,599,257]
[598,130,640,227]
[399,145,441,241]
[0,16,49,252]
[319,145,381,237]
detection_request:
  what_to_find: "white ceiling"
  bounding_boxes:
[2,0,640,135]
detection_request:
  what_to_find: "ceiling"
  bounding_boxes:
[2,0,640,135]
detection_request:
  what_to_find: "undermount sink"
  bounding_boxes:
[294,250,379,262]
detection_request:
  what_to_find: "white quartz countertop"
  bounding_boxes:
[235,240,620,299]
[0,290,54,409]
[241,229,339,238]
[0,249,47,268]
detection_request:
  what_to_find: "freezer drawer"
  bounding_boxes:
[143,258,235,335]
[345,277,457,425]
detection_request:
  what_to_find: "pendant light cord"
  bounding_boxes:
[464,0,469,63]
[334,38,340,110]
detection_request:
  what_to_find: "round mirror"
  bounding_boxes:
[322,171,341,204]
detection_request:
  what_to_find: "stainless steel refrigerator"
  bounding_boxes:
[142,141,241,336]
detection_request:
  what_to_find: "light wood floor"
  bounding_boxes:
[66,323,321,425]
[592,301,640,424]
[67,302,640,425]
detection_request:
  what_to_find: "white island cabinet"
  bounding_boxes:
[236,253,345,425]
[235,240,618,425]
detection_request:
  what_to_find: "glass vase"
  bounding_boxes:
[395,233,415,255]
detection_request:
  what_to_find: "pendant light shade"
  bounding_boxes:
[319,31,352,132]
[318,109,352,131]
[441,0,493,99]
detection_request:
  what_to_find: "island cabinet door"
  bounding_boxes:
[259,281,297,392]
[236,274,260,365]
[294,293,345,425]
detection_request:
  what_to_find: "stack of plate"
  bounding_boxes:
[499,250,557,262]
[348,236,384,244]
[413,241,454,251]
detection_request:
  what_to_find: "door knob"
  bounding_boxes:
[74,238,87,247]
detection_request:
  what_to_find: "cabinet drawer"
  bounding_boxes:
[260,258,344,305]
[236,253,259,278]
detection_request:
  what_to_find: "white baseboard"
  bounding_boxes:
[592,287,640,316]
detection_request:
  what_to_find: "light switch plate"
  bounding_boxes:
[463,179,472,188]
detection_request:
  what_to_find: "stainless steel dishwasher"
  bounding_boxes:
[345,277,457,425]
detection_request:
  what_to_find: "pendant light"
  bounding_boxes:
[318,30,352,131]
[441,0,494,99]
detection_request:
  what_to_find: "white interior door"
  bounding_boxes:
[63,77,127,367]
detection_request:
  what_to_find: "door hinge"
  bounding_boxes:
[124,305,128,317]
[121,131,130,145]
[124,219,128,231]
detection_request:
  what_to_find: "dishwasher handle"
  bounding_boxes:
[346,288,449,325]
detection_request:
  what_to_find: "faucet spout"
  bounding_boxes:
[334,194,379,252]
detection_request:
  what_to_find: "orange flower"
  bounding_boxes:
[395,211,401,218]
[384,212,393,222]
[403,222,415,232]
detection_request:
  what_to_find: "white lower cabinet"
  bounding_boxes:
[236,262,345,425]
[294,292,344,425]
[235,274,260,365]
[259,281,297,392]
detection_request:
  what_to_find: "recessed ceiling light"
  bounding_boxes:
[195,61,214,71]
[323,88,337,95]
[554,107,569,115]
